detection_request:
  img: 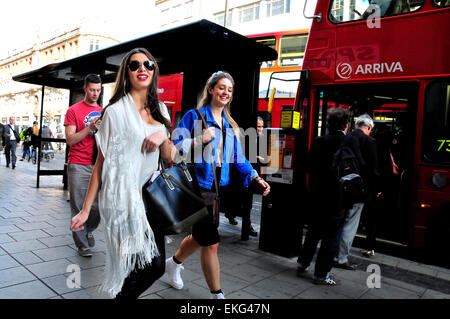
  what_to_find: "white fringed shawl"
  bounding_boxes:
[95,94,168,297]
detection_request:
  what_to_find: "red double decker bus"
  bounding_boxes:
[295,0,450,266]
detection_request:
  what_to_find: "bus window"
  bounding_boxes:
[255,36,277,69]
[279,34,307,67]
[423,81,450,164]
[329,0,425,23]
[433,0,450,7]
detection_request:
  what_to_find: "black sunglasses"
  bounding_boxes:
[128,60,155,72]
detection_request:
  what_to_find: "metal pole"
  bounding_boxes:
[224,0,229,27]
[36,85,44,188]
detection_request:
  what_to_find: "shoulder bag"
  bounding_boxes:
[142,157,209,235]
[194,109,221,227]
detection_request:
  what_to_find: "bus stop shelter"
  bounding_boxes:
[12,19,278,188]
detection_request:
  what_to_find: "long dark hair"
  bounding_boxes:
[104,47,171,132]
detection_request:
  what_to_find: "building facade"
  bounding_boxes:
[155,0,314,35]
[0,24,118,129]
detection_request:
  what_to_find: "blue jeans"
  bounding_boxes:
[22,144,30,158]
[335,202,365,264]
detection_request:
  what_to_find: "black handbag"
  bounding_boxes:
[142,158,208,235]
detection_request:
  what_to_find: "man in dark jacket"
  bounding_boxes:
[297,108,364,285]
[334,114,379,269]
[0,123,5,149]
[4,117,20,169]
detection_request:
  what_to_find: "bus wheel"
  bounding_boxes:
[424,205,450,268]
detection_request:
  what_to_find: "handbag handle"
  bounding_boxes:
[158,155,193,190]
[194,109,219,197]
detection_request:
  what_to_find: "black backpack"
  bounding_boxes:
[332,144,366,208]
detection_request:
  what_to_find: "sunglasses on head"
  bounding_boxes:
[128,60,155,72]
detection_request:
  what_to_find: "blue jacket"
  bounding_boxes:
[173,105,258,190]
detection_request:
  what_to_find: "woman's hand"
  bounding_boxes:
[254,177,271,196]
[70,210,89,232]
[142,130,168,153]
[202,127,216,144]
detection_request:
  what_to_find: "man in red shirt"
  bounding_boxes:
[64,74,102,257]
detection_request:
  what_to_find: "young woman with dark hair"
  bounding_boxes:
[70,47,175,299]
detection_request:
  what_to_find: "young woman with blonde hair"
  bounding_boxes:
[165,71,270,299]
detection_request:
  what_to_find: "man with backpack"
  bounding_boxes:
[296,108,364,285]
[334,114,378,270]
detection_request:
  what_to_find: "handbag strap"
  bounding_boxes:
[194,108,219,197]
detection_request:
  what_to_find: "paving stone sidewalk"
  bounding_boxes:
[0,157,449,299]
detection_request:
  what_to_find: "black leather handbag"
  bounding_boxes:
[142,158,208,235]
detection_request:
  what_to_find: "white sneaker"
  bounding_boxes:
[165,257,184,290]
[210,292,225,299]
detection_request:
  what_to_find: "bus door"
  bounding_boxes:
[313,82,419,247]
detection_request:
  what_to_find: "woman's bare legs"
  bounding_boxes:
[174,235,221,291]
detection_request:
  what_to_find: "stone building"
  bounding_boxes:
[155,0,313,35]
[0,25,119,129]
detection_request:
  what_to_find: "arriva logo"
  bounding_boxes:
[336,62,404,79]
[336,63,352,79]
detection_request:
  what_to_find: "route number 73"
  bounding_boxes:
[437,140,450,152]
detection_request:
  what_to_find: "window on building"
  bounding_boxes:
[433,0,450,7]
[267,0,290,17]
[329,0,424,23]
[279,34,307,67]
[161,8,170,26]
[255,36,277,68]
[215,13,225,26]
[172,4,182,23]
[185,0,193,18]
[239,2,260,23]
[214,11,232,27]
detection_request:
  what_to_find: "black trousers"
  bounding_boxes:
[114,212,166,299]
[5,140,17,166]
[297,207,346,278]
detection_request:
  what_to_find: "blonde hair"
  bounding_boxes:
[197,71,240,136]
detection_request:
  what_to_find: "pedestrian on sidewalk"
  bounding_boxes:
[224,116,266,239]
[3,117,20,169]
[334,114,378,270]
[296,108,363,285]
[65,74,103,257]
[19,126,32,161]
[70,48,175,299]
[361,122,398,257]
[30,121,39,160]
[165,71,271,299]
[0,122,5,153]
